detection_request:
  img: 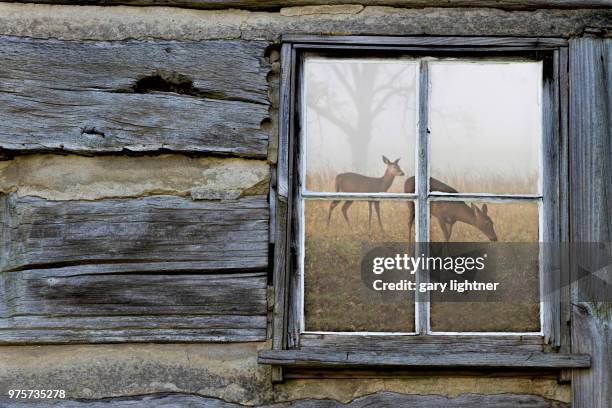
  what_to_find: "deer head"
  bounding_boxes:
[382,156,405,177]
[471,203,498,242]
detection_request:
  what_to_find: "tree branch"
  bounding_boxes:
[330,65,357,99]
[308,103,357,136]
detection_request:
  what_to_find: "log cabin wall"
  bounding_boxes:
[0,2,610,407]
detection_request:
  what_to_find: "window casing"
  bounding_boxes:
[262,36,587,377]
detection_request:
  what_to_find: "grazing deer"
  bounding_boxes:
[404,176,498,242]
[327,156,405,232]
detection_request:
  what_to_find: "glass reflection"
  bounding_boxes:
[429,61,542,194]
[304,58,417,193]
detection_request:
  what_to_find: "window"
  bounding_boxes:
[262,36,588,375]
[302,56,544,335]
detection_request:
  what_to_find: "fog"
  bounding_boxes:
[303,57,542,194]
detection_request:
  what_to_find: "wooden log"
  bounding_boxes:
[0,37,270,157]
[1,0,609,10]
[0,270,267,343]
[0,316,267,343]
[569,37,612,408]
[2,270,267,317]
[0,194,269,272]
[258,349,591,369]
[0,391,571,407]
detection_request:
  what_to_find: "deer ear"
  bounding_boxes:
[394,158,400,164]
[382,156,391,164]
[471,203,480,215]
[481,204,488,215]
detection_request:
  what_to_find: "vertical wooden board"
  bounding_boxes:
[569,37,612,408]
[558,46,572,383]
[270,43,295,382]
[277,43,293,199]
[541,50,562,347]
[287,47,302,350]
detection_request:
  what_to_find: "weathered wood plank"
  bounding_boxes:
[299,334,545,353]
[541,49,562,347]
[271,198,288,382]
[0,270,267,343]
[2,271,267,317]
[569,37,612,408]
[286,35,568,47]
[0,391,571,407]
[0,315,266,343]
[258,349,591,369]
[0,314,266,329]
[276,43,292,199]
[557,45,572,384]
[0,194,269,272]
[0,328,266,343]
[284,45,301,352]
[0,37,270,156]
[3,0,610,10]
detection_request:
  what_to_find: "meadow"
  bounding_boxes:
[303,171,541,333]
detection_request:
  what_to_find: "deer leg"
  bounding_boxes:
[374,201,385,233]
[447,222,455,242]
[407,201,415,241]
[437,217,451,242]
[341,201,353,228]
[368,201,373,233]
[327,200,341,226]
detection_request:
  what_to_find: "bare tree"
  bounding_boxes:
[307,62,413,172]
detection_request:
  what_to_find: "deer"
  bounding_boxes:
[404,176,498,242]
[327,156,405,233]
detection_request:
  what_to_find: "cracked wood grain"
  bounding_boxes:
[0,37,271,157]
[258,349,591,369]
[0,270,267,343]
[569,37,612,408]
[0,194,269,272]
[0,391,570,407]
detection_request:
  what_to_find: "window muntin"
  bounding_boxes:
[299,55,545,336]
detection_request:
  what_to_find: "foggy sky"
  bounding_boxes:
[303,57,542,194]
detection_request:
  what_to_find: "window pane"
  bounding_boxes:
[429,201,540,332]
[429,200,539,243]
[303,58,417,193]
[303,199,415,332]
[429,61,542,194]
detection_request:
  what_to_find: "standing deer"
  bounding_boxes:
[327,156,405,232]
[404,176,498,242]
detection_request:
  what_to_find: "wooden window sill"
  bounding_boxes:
[259,349,590,369]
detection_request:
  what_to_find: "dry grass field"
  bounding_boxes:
[303,171,541,333]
